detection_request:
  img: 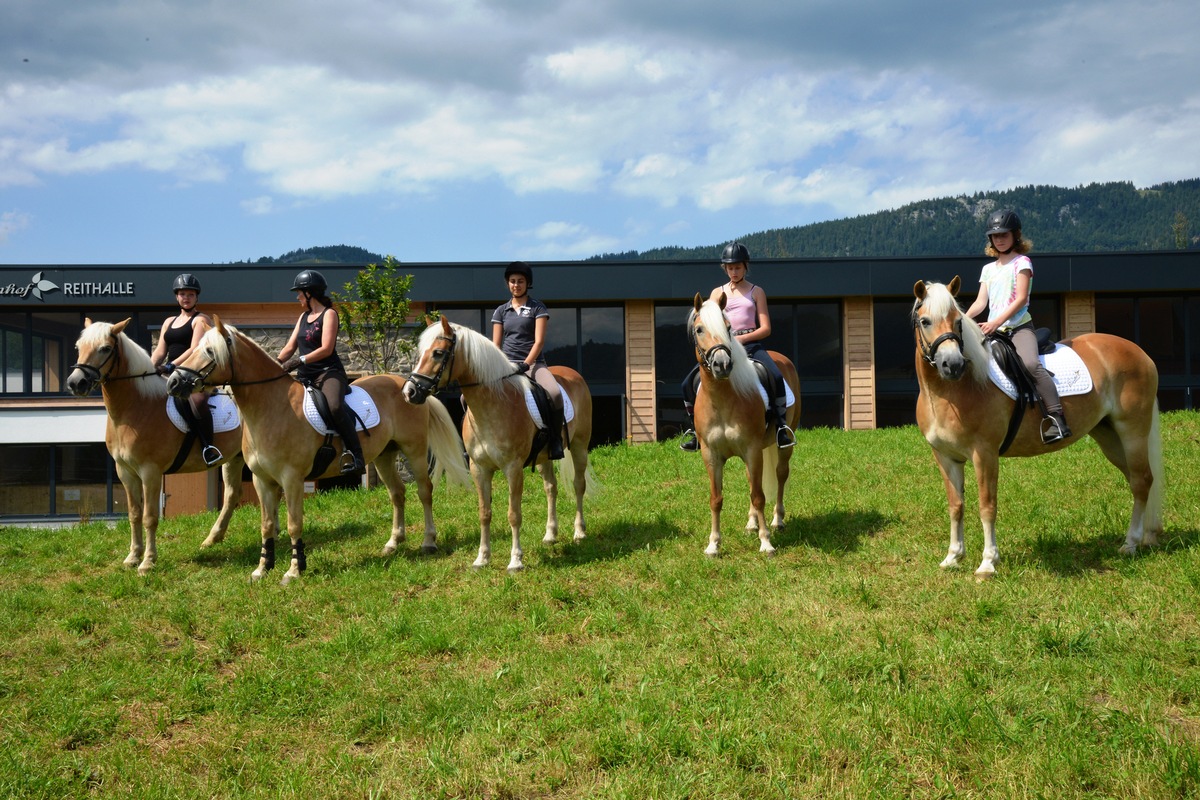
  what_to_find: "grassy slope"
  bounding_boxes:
[1,414,1198,799]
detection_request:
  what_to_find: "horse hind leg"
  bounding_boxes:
[376,450,413,557]
[1090,421,1158,554]
[537,461,560,545]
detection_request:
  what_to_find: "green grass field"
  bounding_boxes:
[2,413,1199,799]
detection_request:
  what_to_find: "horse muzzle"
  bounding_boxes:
[165,370,198,398]
[65,366,99,397]
[403,376,431,405]
[704,345,734,379]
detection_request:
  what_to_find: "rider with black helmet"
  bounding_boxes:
[966,209,1070,444]
[679,242,796,451]
[492,261,565,460]
[276,269,365,475]
[151,273,223,465]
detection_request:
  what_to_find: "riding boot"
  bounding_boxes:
[679,403,700,452]
[773,394,796,449]
[335,408,366,475]
[1041,408,1071,445]
[545,403,565,460]
[193,395,223,466]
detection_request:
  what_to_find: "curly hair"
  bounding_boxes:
[984,232,1033,258]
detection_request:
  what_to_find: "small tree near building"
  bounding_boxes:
[332,255,418,375]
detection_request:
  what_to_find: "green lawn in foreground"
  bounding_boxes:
[1,413,1198,799]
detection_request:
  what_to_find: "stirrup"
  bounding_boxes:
[775,425,796,449]
[340,451,365,475]
[679,430,699,452]
[201,445,223,466]
[1040,415,1070,445]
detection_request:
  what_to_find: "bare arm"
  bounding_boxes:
[979,272,1031,336]
[150,316,174,366]
[276,316,304,361]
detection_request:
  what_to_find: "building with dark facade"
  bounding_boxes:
[3,251,1199,523]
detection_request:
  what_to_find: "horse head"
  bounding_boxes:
[165,315,233,397]
[691,292,735,379]
[67,317,135,396]
[912,276,972,381]
[405,315,457,405]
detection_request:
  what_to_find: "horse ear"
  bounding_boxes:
[424,314,436,327]
[948,275,961,296]
[913,281,927,301]
[213,314,226,334]
[111,317,132,335]
[717,291,727,310]
[84,317,94,328]
[439,314,452,334]
[693,293,704,312]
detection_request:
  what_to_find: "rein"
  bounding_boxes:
[70,337,156,387]
[407,329,526,400]
[172,332,291,391]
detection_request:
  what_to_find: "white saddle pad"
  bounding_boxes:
[755,381,796,411]
[987,343,1093,400]
[302,385,381,435]
[165,392,240,434]
[522,380,576,429]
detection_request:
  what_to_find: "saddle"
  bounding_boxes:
[522,379,570,470]
[302,384,368,480]
[986,328,1057,455]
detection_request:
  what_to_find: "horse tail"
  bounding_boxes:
[1145,399,1165,535]
[557,440,601,497]
[762,437,780,501]
[424,396,471,487]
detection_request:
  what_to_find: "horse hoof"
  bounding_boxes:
[381,544,397,557]
[507,563,525,574]
[420,544,439,556]
[939,556,961,570]
[760,547,777,557]
[573,532,586,542]
[137,563,154,576]
[1119,543,1138,556]
[249,571,263,583]
[973,569,995,582]
[542,533,557,545]
[280,573,299,587]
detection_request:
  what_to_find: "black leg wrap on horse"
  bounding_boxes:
[293,539,306,572]
[261,538,276,571]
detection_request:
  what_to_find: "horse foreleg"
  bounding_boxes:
[504,463,526,572]
[202,458,244,548]
[538,461,560,544]
[376,454,416,556]
[745,450,774,556]
[771,449,792,532]
[570,447,587,542]
[136,469,163,575]
[704,454,725,557]
[972,451,1000,579]
[251,474,281,583]
[115,463,144,569]
[472,464,494,569]
[933,451,967,569]
[280,480,306,586]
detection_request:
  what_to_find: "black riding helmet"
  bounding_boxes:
[173,273,201,294]
[721,242,751,264]
[985,209,1022,237]
[504,261,533,288]
[290,269,328,294]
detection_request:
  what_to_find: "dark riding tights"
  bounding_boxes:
[319,374,364,470]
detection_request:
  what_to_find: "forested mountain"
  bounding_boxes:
[243,245,385,265]
[590,179,1200,261]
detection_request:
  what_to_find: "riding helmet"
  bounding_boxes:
[721,241,751,264]
[985,209,1022,236]
[172,273,201,294]
[504,261,533,287]
[290,269,328,293]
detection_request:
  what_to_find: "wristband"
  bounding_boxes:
[299,354,307,364]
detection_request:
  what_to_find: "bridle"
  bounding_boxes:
[691,314,733,373]
[916,313,967,367]
[69,334,155,390]
[170,331,290,392]
[406,330,459,402]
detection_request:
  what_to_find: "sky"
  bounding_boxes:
[3,0,1199,265]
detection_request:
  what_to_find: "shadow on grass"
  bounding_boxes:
[188,516,399,570]
[772,508,892,554]
[1024,526,1200,576]
[541,515,690,569]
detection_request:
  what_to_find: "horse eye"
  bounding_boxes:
[919,318,931,328]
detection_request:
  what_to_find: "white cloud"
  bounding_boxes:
[0,210,33,244]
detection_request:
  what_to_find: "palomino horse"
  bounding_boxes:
[165,317,470,585]
[688,294,801,557]
[403,316,595,572]
[66,318,246,574]
[913,277,1164,577]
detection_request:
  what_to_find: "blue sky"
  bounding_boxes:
[3,0,1199,265]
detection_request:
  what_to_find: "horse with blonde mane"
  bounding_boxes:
[66,318,246,574]
[403,315,595,572]
[166,317,470,585]
[688,293,801,557]
[913,277,1163,578]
